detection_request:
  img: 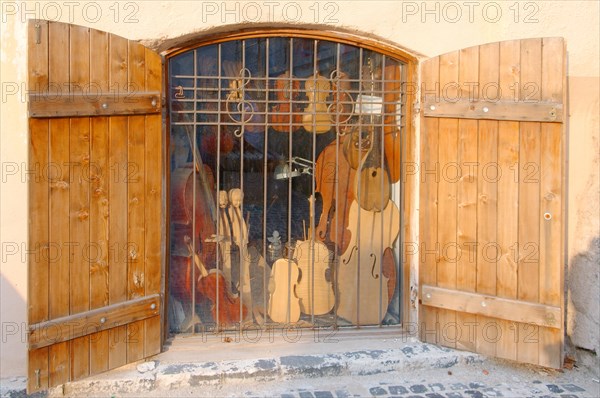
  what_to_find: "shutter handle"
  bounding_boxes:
[35,369,41,388]
[35,24,42,44]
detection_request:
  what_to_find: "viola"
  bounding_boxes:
[302,73,331,134]
[270,72,302,132]
[267,258,301,324]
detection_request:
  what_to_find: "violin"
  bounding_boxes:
[185,235,248,325]
[270,72,302,132]
[294,196,335,316]
[336,199,400,325]
[302,73,332,134]
[267,258,301,323]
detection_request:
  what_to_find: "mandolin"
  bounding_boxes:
[354,118,391,212]
[270,72,302,132]
[302,73,332,134]
[267,258,301,324]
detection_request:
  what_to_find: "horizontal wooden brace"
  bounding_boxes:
[423,99,563,123]
[28,294,161,349]
[420,285,561,329]
[29,92,161,118]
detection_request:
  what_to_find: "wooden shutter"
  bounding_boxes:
[27,20,164,392]
[419,38,565,368]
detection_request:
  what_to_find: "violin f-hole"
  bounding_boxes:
[370,253,379,279]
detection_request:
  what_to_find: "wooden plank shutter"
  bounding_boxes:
[419,38,565,368]
[27,20,164,392]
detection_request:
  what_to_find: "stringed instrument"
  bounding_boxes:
[267,258,301,324]
[354,119,391,212]
[336,199,400,325]
[383,63,402,183]
[302,73,332,134]
[294,196,335,316]
[315,136,356,255]
[270,72,302,132]
[185,235,248,325]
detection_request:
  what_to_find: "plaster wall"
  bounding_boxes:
[1,0,598,378]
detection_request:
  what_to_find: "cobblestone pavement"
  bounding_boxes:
[159,363,598,398]
[114,355,598,398]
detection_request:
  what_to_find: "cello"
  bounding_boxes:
[335,199,400,325]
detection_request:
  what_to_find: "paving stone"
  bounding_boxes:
[445,393,464,398]
[334,390,350,398]
[559,395,581,398]
[299,392,314,398]
[482,387,503,397]
[314,391,334,398]
[428,383,445,392]
[547,384,565,393]
[450,383,469,391]
[463,390,484,398]
[562,384,585,392]
[281,394,295,398]
[388,386,409,395]
[409,384,427,393]
[468,382,485,389]
[424,393,445,398]
[369,386,388,395]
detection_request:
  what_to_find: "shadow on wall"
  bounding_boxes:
[567,236,600,356]
[0,273,28,378]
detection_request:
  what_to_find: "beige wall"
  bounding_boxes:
[1,0,598,378]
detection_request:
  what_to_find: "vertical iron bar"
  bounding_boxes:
[216,43,223,330]
[379,55,387,327]
[311,38,319,325]
[285,38,295,325]
[356,48,363,328]
[333,42,342,329]
[263,38,270,328]
[191,49,198,335]
[240,39,246,330]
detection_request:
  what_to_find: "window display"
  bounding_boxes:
[168,37,405,333]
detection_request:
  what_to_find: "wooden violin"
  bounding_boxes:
[185,235,248,325]
[294,196,335,316]
[270,72,302,132]
[302,73,332,134]
[267,258,301,324]
[383,63,402,183]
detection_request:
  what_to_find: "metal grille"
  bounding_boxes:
[168,37,405,334]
